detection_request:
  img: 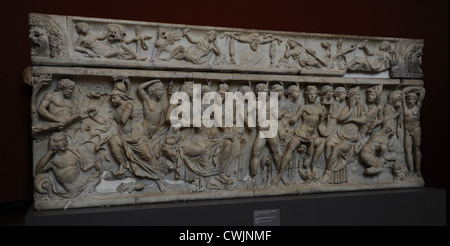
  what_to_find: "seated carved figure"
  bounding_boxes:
[34,132,102,199]
[34,78,81,135]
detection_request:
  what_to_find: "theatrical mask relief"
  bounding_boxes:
[28,13,425,210]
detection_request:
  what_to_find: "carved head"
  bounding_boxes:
[366,85,383,105]
[147,80,164,100]
[287,38,301,49]
[111,77,132,105]
[29,26,49,57]
[56,79,75,98]
[379,41,392,52]
[248,33,260,51]
[106,24,127,43]
[406,92,419,108]
[201,84,211,97]
[271,83,284,100]
[319,85,334,102]
[206,31,217,42]
[29,14,66,58]
[321,42,332,49]
[334,86,347,102]
[182,81,194,98]
[388,90,402,107]
[286,84,300,101]
[304,85,318,104]
[75,22,90,35]
[49,132,68,152]
[347,86,361,102]
[255,82,269,94]
[238,85,252,97]
[217,83,229,102]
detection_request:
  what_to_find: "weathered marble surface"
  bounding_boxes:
[27,13,425,210]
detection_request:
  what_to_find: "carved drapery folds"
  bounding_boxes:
[28,14,426,210]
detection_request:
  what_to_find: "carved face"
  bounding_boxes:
[406,95,418,108]
[111,95,122,106]
[29,26,49,56]
[334,90,347,102]
[287,39,297,49]
[289,87,300,101]
[388,93,402,107]
[366,91,377,103]
[349,91,361,102]
[321,90,333,101]
[249,35,260,51]
[184,83,194,98]
[62,86,73,99]
[150,83,164,100]
[54,137,68,152]
[305,90,318,103]
[206,32,217,42]
[107,25,126,43]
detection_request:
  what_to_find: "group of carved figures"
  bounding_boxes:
[28,13,423,76]
[72,21,398,72]
[31,73,425,199]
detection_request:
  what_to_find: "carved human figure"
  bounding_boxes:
[277,38,306,69]
[37,78,81,127]
[363,85,384,135]
[233,33,280,66]
[383,90,403,140]
[328,86,347,132]
[137,79,166,137]
[107,78,167,193]
[321,86,367,184]
[248,83,282,183]
[162,29,221,64]
[34,132,102,198]
[319,84,334,123]
[305,41,333,69]
[28,13,66,58]
[402,86,425,177]
[278,84,300,149]
[359,127,393,175]
[272,85,328,185]
[151,28,182,62]
[74,23,112,58]
[347,40,395,72]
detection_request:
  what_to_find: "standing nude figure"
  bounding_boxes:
[249,83,282,183]
[272,85,328,185]
[137,79,167,137]
[402,86,425,177]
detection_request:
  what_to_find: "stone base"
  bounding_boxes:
[25,187,446,226]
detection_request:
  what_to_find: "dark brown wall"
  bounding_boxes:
[1,0,448,203]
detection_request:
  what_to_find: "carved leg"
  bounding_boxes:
[272,137,300,185]
[161,45,185,62]
[311,137,326,172]
[412,128,422,177]
[250,137,267,177]
[404,131,414,176]
[108,135,128,177]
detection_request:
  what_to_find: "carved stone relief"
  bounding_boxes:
[27,14,426,210]
[30,13,423,78]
